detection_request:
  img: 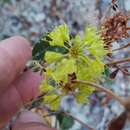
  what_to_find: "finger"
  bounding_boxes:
[12,111,56,130]
[0,71,42,129]
[0,36,31,94]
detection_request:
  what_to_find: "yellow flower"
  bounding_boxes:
[39,25,107,110]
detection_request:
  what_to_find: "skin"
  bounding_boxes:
[0,36,55,130]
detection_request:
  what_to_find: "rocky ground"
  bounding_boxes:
[1,0,130,130]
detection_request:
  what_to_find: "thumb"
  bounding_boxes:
[12,111,56,130]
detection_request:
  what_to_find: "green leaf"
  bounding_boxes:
[57,113,74,130]
[32,40,50,60]
[103,66,111,77]
[33,42,68,60]
[48,45,68,54]
[103,66,115,86]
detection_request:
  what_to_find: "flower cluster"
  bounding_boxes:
[40,24,107,110]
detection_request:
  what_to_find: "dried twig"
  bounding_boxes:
[113,42,130,51]
[73,80,125,106]
[107,57,130,66]
[106,56,130,75]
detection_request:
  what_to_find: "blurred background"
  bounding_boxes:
[1,0,130,130]
[0,0,129,43]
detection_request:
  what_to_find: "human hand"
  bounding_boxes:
[0,36,55,130]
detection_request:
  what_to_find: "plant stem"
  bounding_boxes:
[41,111,95,130]
[106,57,130,66]
[50,0,57,16]
[101,3,112,24]
[106,56,130,75]
[112,42,130,51]
[64,112,95,130]
[73,80,125,106]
